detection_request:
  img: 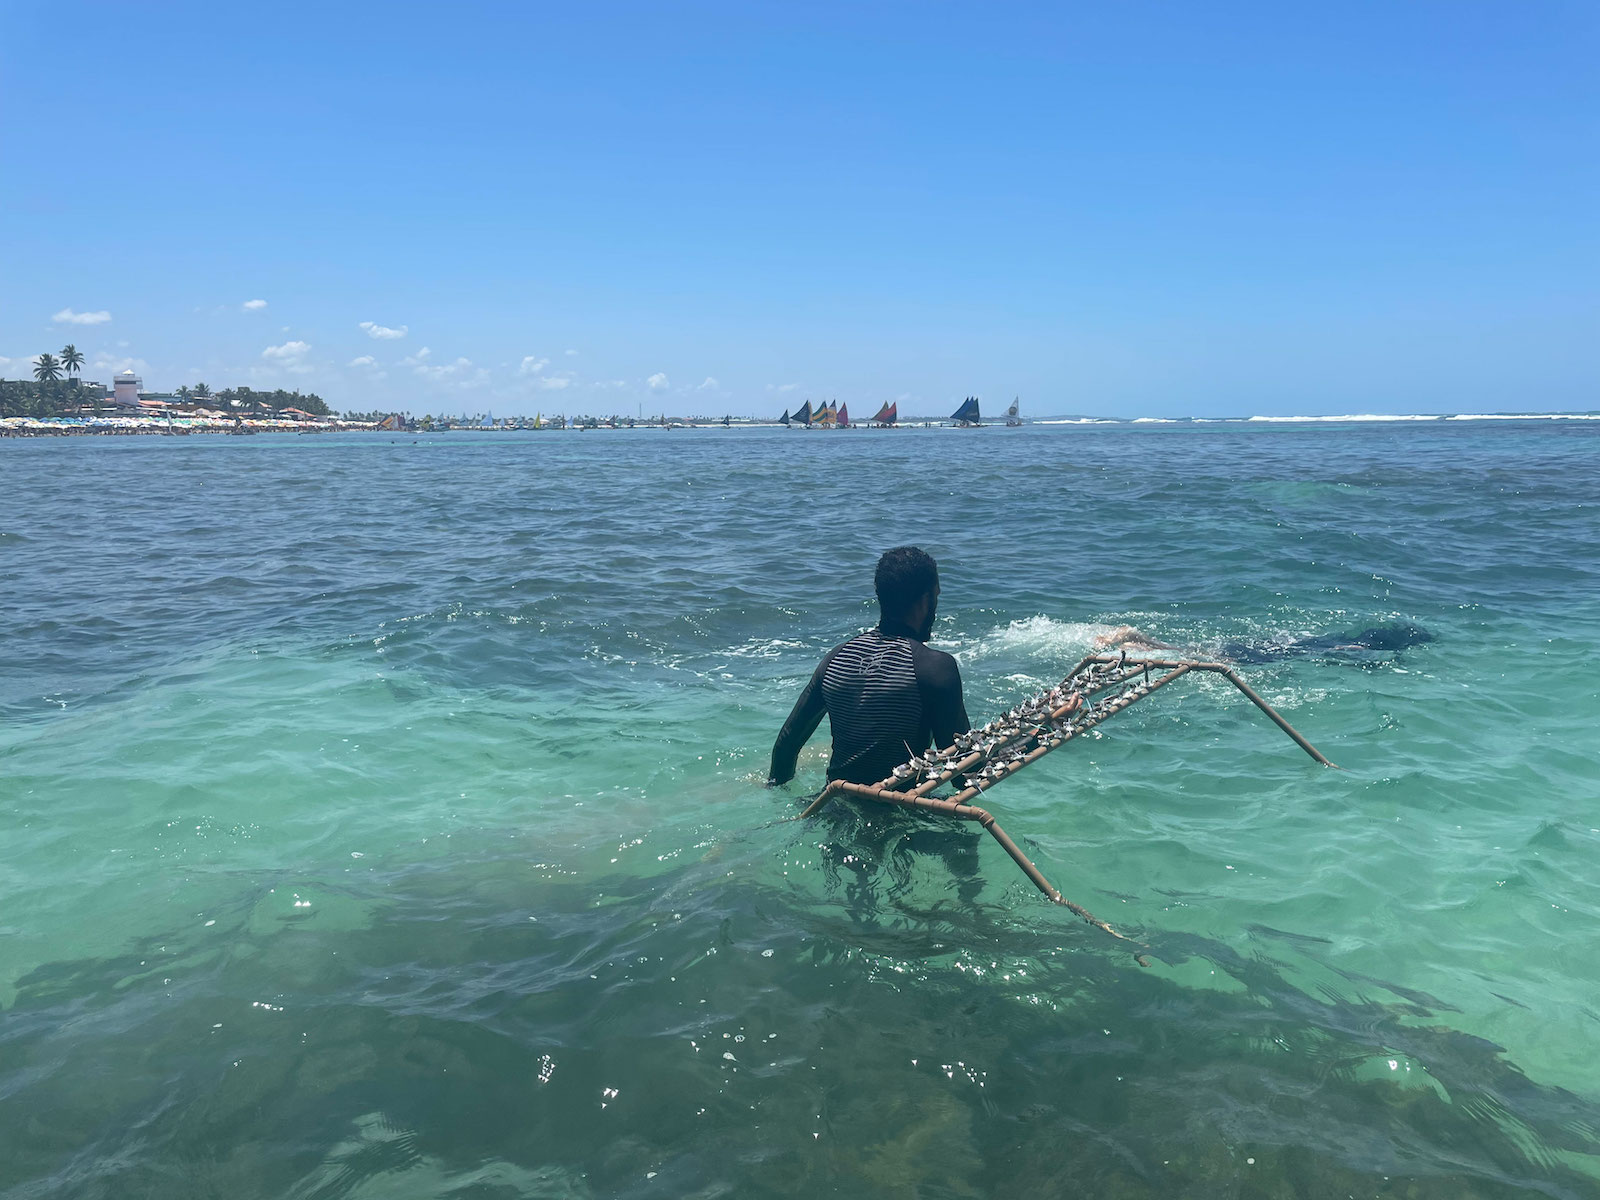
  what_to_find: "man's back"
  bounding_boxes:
[768,621,969,786]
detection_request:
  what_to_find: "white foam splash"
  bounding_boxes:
[952,615,1111,664]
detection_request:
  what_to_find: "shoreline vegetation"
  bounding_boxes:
[7,356,1597,438]
[6,411,1599,438]
[2,366,359,436]
[5,358,1598,441]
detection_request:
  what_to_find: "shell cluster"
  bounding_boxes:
[884,655,1161,792]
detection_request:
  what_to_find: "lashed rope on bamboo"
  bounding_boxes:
[800,653,1337,957]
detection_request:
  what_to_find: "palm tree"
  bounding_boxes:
[60,344,85,387]
[33,353,62,382]
[176,385,192,402]
[194,382,211,398]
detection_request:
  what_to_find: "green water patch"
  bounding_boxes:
[4,848,1598,1199]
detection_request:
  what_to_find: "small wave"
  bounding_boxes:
[1032,418,1121,425]
[1445,412,1600,421]
[1246,414,1445,423]
[726,636,813,660]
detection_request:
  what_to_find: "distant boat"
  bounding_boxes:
[1005,397,1021,427]
[950,396,981,426]
[871,401,897,426]
[815,401,836,428]
[793,400,813,427]
[779,409,790,426]
[837,403,850,429]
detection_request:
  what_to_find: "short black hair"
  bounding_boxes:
[874,546,939,617]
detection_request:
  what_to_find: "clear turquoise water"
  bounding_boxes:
[2,422,1598,1199]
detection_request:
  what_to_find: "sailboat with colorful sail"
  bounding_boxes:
[1005,397,1021,427]
[837,403,850,429]
[871,401,897,426]
[950,396,981,427]
[815,401,837,428]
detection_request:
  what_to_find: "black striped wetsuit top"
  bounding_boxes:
[767,621,970,787]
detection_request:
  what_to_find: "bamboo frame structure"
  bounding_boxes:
[800,653,1337,947]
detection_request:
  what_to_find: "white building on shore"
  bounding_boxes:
[112,371,143,407]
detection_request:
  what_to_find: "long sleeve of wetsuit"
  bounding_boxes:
[916,646,971,752]
[767,653,833,785]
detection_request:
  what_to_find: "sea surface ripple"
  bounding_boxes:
[2,421,1598,1198]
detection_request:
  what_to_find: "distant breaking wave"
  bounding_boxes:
[1446,412,1600,421]
[1032,412,1598,424]
[1246,413,1444,423]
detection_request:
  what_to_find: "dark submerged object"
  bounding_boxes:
[1223,622,1434,665]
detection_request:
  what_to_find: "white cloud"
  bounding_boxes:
[53,308,111,325]
[348,355,378,367]
[416,356,470,380]
[360,321,408,340]
[405,349,487,387]
[697,376,720,391]
[262,340,311,360]
[647,372,669,390]
[519,355,549,375]
[242,299,268,311]
[538,375,572,390]
[565,349,579,356]
[91,353,150,375]
[416,357,474,380]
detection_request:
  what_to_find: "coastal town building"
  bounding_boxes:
[112,371,143,407]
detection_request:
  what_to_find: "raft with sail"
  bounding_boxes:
[770,395,1019,428]
[950,396,981,427]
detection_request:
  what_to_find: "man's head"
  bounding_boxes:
[874,546,940,641]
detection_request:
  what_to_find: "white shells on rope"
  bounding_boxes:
[899,658,1157,790]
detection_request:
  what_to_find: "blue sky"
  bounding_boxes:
[2,1,1595,417]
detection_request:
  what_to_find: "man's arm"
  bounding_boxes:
[767,657,830,786]
[1093,624,1178,651]
[919,648,970,752]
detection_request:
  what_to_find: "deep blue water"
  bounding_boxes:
[2,421,1598,1198]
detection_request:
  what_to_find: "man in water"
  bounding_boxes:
[767,546,970,787]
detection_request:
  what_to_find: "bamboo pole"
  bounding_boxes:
[818,781,1136,945]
